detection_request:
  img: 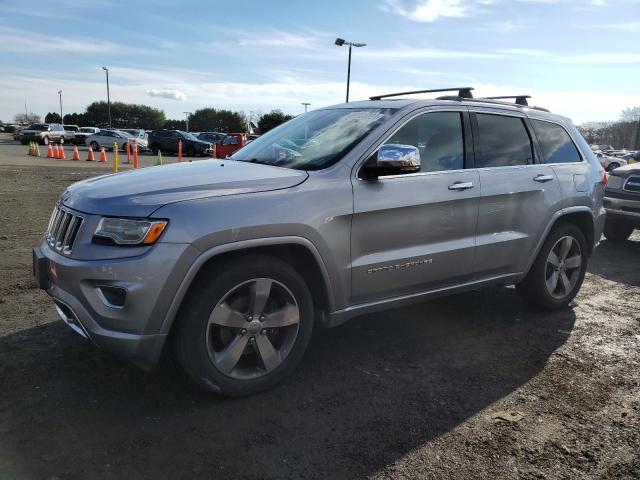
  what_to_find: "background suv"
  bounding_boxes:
[34,89,605,396]
[147,130,213,156]
[602,162,640,241]
[20,123,65,145]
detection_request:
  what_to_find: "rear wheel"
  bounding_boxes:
[517,223,587,310]
[90,141,99,151]
[150,144,160,155]
[59,136,65,145]
[175,256,314,396]
[603,221,633,242]
[42,136,49,146]
[607,162,620,171]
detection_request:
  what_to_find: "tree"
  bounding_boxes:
[258,110,294,134]
[83,101,166,129]
[164,119,186,130]
[13,112,41,124]
[45,112,62,123]
[188,108,246,132]
[621,106,640,122]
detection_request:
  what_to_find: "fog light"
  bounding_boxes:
[97,286,127,308]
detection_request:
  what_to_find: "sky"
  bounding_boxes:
[0,0,639,125]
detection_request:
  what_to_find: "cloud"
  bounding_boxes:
[146,89,187,101]
[382,0,468,22]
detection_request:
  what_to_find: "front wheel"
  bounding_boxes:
[174,255,314,396]
[59,136,65,145]
[42,136,49,145]
[517,223,588,310]
[603,221,633,242]
[607,162,620,172]
[90,141,99,151]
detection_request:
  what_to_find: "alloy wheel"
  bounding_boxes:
[206,278,300,380]
[545,236,582,299]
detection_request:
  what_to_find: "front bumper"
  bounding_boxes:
[604,194,640,227]
[33,240,199,369]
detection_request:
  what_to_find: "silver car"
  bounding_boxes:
[33,88,606,396]
[85,129,148,152]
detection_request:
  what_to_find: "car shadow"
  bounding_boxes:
[588,236,640,287]
[0,287,575,479]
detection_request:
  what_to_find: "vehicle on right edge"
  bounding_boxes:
[603,162,640,241]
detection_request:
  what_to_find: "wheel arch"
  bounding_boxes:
[522,207,595,279]
[160,237,335,338]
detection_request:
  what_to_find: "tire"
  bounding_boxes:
[150,144,160,155]
[174,255,314,396]
[517,222,588,310]
[607,162,620,172]
[603,221,633,242]
[42,136,49,146]
[59,136,65,145]
[90,141,100,151]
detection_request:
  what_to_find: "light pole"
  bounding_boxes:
[102,66,111,128]
[334,38,366,103]
[183,112,192,132]
[58,90,63,123]
[301,102,311,113]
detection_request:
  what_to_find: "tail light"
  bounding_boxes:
[600,168,608,186]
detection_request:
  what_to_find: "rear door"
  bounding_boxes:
[470,109,562,277]
[351,109,480,304]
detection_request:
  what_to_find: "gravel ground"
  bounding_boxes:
[0,162,638,480]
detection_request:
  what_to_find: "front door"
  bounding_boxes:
[351,110,479,304]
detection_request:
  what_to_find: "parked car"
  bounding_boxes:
[73,127,101,145]
[147,130,213,156]
[595,151,627,171]
[12,126,23,141]
[33,89,605,396]
[216,132,250,158]
[619,151,640,164]
[196,131,226,144]
[2,124,18,133]
[85,129,148,152]
[63,125,79,143]
[602,162,640,241]
[120,129,148,141]
[19,123,65,145]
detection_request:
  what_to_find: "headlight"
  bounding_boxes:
[606,175,623,190]
[94,218,167,245]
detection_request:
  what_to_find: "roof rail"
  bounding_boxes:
[369,87,474,101]
[482,95,531,106]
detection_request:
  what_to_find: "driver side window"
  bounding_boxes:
[383,112,465,173]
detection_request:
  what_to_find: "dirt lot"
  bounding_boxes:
[0,158,639,479]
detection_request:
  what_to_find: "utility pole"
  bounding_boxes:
[102,67,111,128]
[301,102,311,113]
[58,90,63,123]
[183,111,192,132]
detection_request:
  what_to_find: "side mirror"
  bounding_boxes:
[361,144,421,179]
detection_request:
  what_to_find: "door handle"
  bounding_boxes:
[534,174,554,183]
[448,182,474,191]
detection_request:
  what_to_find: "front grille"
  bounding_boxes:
[45,205,83,255]
[624,175,640,193]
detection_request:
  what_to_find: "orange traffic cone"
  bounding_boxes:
[125,142,131,164]
[86,145,95,161]
[52,144,59,159]
[72,146,80,161]
[47,144,54,158]
[99,147,107,163]
[133,142,139,169]
[59,145,66,160]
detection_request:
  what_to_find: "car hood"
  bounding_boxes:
[62,160,309,217]
[610,161,640,176]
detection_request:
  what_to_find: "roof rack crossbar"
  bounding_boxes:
[482,95,531,106]
[369,87,474,101]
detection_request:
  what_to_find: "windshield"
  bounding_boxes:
[116,130,133,138]
[27,124,47,131]
[230,108,395,170]
[181,131,199,141]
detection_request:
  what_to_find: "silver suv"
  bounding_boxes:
[33,88,606,396]
[20,123,66,145]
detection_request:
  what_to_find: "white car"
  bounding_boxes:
[595,151,627,172]
[85,129,148,152]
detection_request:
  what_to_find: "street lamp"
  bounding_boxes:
[102,66,111,128]
[183,111,192,132]
[301,102,311,113]
[334,38,366,103]
[58,90,63,123]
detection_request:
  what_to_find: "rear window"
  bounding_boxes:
[531,119,582,164]
[474,114,533,168]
